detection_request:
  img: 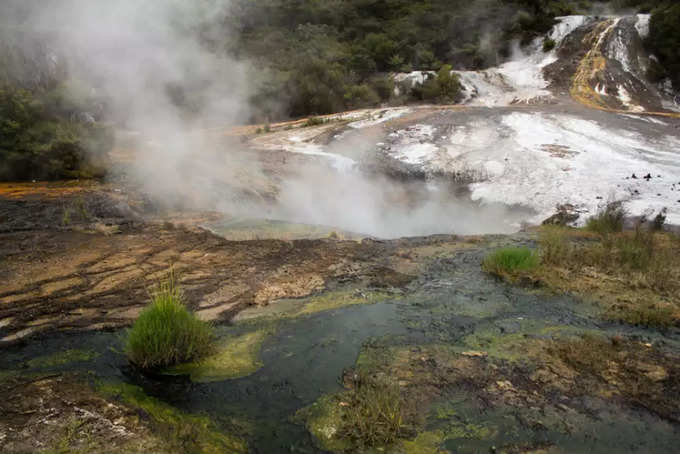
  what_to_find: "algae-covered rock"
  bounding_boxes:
[235,289,397,322]
[99,381,247,454]
[165,329,268,383]
[26,348,100,369]
[401,430,447,454]
[295,393,352,453]
[459,321,585,363]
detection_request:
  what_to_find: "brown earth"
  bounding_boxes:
[0,181,478,345]
[0,374,165,453]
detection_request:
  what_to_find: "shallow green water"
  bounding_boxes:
[3,244,680,453]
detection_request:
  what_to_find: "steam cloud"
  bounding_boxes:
[2,0,532,238]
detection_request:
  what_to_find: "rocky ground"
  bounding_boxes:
[0,181,449,346]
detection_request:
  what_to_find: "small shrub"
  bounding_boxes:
[344,84,381,108]
[585,202,625,235]
[368,75,395,101]
[482,247,539,276]
[341,373,404,448]
[412,64,462,104]
[652,208,667,231]
[125,275,214,369]
[542,37,556,52]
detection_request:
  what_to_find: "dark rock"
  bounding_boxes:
[542,204,579,226]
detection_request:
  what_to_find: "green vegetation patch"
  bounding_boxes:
[297,373,406,452]
[482,246,539,277]
[99,382,247,454]
[27,349,99,369]
[165,329,268,383]
[649,4,680,88]
[411,65,463,104]
[125,277,215,369]
[401,430,447,454]
[460,321,584,363]
[531,222,679,328]
[542,37,556,52]
[0,84,112,181]
[296,393,352,453]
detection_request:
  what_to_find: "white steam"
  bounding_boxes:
[3,0,538,238]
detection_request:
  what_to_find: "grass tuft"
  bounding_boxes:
[125,274,214,369]
[482,246,539,276]
[341,372,405,448]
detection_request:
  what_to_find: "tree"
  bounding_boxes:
[648,3,680,88]
[0,86,112,181]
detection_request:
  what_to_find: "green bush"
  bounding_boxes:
[125,276,214,369]
[648,4,680,88]
[344,83,381,108]
[368,76,395,101]
[413,64,462,104]
[482,246,539,276]
[543,37,556,52]
[585,202,625,235]
[0,85,112,181]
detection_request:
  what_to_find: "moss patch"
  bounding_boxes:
[99,381,247,454]
[295,393,352,453]
[401,430,446,454]
[459,322,584,363]
[165,329,268,382]
[26,349,100,369]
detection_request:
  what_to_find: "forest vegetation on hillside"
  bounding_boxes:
[0,0,678,180]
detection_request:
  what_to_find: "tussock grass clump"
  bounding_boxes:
[125,276,214,369]
[482,247,539,276]
[585,202,625,235]
[342,373,405,448]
